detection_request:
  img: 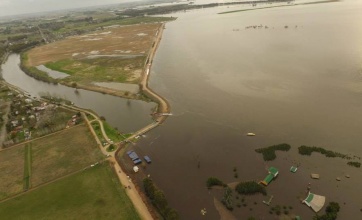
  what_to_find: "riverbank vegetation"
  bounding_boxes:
[20,53,58,84]
[255,143,291,161]
[0,163,141,220]
[143,177,179,220]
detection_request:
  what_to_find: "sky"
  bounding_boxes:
[0,0,144,17]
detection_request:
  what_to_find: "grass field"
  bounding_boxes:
[25,22,164,86]
[0,147,24,200]
[28,124,103,186]
[0,163,141,220]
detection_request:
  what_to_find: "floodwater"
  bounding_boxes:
[37,65,69,79]
[132,0,362,219]
[0,54,156,133]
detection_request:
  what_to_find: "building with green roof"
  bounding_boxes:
[260,167,278,186]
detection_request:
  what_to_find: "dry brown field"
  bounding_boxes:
[27,23,160,65]
[0,147,24,200]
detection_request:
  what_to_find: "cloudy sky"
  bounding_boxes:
[0,0,143,17]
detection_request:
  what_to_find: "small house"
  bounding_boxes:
[260,167,279,186]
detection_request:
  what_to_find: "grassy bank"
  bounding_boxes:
[0,163,141,220]
[20,53,58,84]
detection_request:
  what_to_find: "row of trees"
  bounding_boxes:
[143,177,179,220]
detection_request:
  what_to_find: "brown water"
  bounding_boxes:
[0,54,156,133]
[132,1,362,219]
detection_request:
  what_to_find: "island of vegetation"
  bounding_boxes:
[347,161,361,168]
[235,181,267,196]
[206,177,227,188]
[298,145,350,159]
[255,143,291,161]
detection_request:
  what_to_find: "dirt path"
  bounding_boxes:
[80,108,153,220]
[110,157,153,220]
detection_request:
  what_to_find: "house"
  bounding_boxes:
[260,167,279,186]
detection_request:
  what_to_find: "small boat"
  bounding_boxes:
[247,133,256,136]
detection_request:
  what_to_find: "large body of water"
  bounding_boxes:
[132,0,362,219]
[0,54,156,133]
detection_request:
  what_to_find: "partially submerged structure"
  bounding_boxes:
[311,173,320,179]
[290,166,298,173]
[127,150,142,165]
[260,167,279,186]
[144,156,152,164]
[303,192,326,212]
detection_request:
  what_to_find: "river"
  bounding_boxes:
[131,0,362,219]
[0,54,156,133]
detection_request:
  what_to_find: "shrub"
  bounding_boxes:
[206,177,226,188]
[347,161,361,168]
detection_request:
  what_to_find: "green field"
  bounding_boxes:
[30,124,103,186]
[0,163,141,220]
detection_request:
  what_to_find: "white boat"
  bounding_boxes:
[247,133,256,136]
